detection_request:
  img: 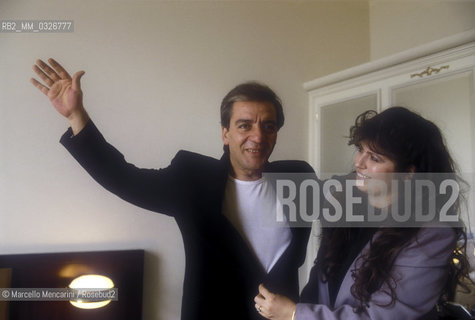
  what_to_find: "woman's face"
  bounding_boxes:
[354,141,396,197]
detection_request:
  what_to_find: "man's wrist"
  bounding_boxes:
[68,107,90,135]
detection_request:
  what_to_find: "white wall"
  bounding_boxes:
[370,0,475,59]
[0,1,369,319]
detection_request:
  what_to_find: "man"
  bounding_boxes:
[31,58,313,320]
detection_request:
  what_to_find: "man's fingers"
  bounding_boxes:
[48,58,72,80]
[32,65,54,87]
[30,78,49,95]
[35,59,61,81]
[72,71,85,91]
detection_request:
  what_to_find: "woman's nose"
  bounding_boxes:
[354,152,366,169]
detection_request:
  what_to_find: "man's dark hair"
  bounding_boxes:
[220,81,285,129]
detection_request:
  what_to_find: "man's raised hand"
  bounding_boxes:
[31,58,89,134]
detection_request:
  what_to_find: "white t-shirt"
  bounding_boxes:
[222,175,292,272]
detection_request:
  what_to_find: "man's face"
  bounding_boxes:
[222,101,278,181]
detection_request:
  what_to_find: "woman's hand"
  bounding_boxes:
[254,284,296,320]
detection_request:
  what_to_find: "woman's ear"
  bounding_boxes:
[404,165,416,179]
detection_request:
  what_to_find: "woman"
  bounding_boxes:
[254,107,471,320]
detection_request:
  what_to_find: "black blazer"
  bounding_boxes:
[60,121,313,320]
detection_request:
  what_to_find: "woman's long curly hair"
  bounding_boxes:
[318,107,471,312]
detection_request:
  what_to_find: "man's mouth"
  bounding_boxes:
[246,148,262,154]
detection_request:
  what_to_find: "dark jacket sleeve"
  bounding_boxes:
[60,120,188,217]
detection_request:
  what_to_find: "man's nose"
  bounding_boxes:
[249,126,263,142]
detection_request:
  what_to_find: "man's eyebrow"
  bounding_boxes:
[234,119,277,125]
[234,119,253,124]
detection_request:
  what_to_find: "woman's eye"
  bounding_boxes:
[370,155,381,162]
